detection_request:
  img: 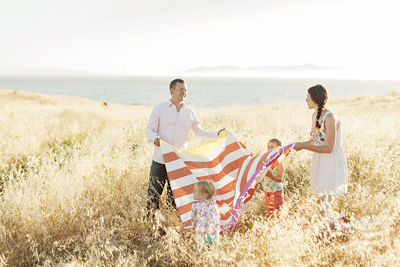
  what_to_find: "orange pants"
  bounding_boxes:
[264,190,283,218]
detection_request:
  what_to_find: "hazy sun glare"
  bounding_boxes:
[0,0,399,79]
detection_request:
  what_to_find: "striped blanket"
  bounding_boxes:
[160,131,294,232]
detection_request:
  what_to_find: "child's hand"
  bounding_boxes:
[260,178,268,189]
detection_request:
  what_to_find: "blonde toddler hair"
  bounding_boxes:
[195,181,216,200]
[268,138,283,147]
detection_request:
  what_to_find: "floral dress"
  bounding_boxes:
[191,199,220,245]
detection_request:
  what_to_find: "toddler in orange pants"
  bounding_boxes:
[263,138,285,218]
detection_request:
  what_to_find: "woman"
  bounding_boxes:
[294,84,347,211]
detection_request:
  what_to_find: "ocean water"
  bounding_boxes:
[0,75,399,107]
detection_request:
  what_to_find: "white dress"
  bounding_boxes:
[310,110,348,195]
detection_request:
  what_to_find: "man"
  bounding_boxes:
[145,78,224,217]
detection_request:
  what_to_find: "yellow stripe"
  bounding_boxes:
[160,130,230,157]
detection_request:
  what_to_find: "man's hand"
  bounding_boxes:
[218,128,226,136]
[154,137,161,147]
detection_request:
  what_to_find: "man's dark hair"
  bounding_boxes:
[170,78,185,90]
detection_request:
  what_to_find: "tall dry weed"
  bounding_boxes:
[0,89,399,265]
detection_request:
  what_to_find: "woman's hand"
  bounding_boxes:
[294,142,304,151]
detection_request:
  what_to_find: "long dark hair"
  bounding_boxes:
[308,84,328,128]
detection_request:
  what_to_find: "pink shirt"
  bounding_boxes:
[146,100,218,164]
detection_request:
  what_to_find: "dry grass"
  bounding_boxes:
[0,88,399,266]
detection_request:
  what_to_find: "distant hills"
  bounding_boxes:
[1,63,343,78]
[179,64,343,77]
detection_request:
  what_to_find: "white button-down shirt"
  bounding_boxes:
[146,100,218,164]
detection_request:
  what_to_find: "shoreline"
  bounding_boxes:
[1,76,400,108]
[2,87,400,109]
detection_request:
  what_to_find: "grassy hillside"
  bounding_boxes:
[0,88,399,266]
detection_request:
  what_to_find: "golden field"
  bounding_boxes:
[0,88,399,266]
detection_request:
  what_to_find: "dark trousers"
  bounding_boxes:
[146,161,176,216]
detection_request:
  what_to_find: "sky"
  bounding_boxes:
[0,0,399,79]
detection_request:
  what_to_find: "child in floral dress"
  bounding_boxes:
[191,181,220,246]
